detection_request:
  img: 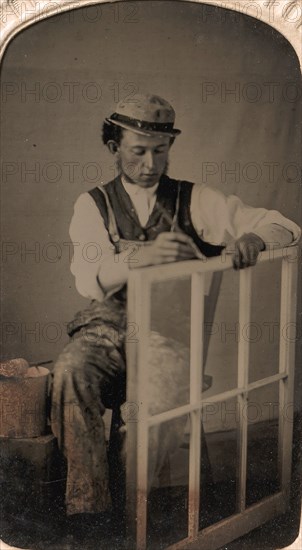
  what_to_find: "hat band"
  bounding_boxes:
[109,112,175,133]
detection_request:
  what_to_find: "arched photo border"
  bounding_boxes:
[0,1,301,549]
[0,0,301,65]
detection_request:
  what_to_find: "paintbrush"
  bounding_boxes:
[156,203,206,260]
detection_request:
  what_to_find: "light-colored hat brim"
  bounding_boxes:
[105,118,181,138]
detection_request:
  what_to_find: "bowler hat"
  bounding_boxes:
[105,93,181,137]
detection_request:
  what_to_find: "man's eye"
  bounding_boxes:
[132,149,145,155]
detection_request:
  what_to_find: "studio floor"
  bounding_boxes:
[1,417,301,550]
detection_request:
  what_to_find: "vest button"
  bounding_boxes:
[139,234,146,241]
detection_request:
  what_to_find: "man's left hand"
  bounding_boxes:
[226,233,265,270]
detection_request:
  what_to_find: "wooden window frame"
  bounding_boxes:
[126,246,298,550]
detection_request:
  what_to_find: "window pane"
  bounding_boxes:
[200,398,239,529]
[150,277,191,347]
[249,258,282,383]
[149,278,191,415]
[203,270,239,397]
[246,383,280,506]
[147,415,189,548]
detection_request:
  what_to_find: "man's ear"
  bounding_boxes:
[107,140,119,155]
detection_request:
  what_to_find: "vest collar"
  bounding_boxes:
[114,174,178,230]
[121,176,159,199]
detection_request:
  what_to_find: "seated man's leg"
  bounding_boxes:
[50,326,126,516]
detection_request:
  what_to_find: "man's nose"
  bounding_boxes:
[143,151,156,171]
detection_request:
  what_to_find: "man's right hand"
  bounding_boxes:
[98,232,202,292]
[132,232,199,268]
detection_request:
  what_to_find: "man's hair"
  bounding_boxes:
[102,122,175,146]
[102,122,124,146]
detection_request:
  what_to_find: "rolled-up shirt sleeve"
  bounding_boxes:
[190,184,301,248]
[69,192,119,301]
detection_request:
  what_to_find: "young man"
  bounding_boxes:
[51,94,300,533]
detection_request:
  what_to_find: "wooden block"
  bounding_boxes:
[0,432,66,483]
[0,432,66,520]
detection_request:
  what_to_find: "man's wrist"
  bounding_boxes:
[128,243,153,269]
[249,233,266,251]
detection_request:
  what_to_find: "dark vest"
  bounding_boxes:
[90,175,223,252]
[89,175,224,301]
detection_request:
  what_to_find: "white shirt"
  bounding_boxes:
[69,181,301,301]
[121,178,159,227]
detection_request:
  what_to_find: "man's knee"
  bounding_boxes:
[51,335,125,408]
[52,338,88,387]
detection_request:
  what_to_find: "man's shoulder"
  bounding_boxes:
[161,177,221,201]
[87,176,117,195]
[73,186,109,214]
[167,178,210,193]
[73,190,96,208]
[190,182,226,198]
[80,176,120,206]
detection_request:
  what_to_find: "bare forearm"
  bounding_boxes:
[98,234,199,292]
[97,244,152,292]
[97,249,130,292]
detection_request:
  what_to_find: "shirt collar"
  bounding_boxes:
[121,176,159,198]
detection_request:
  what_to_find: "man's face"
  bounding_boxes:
[116,129,171,187]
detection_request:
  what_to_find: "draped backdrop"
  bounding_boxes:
[0,1,301,408]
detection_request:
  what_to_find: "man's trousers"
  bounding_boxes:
[50,298,191,516]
